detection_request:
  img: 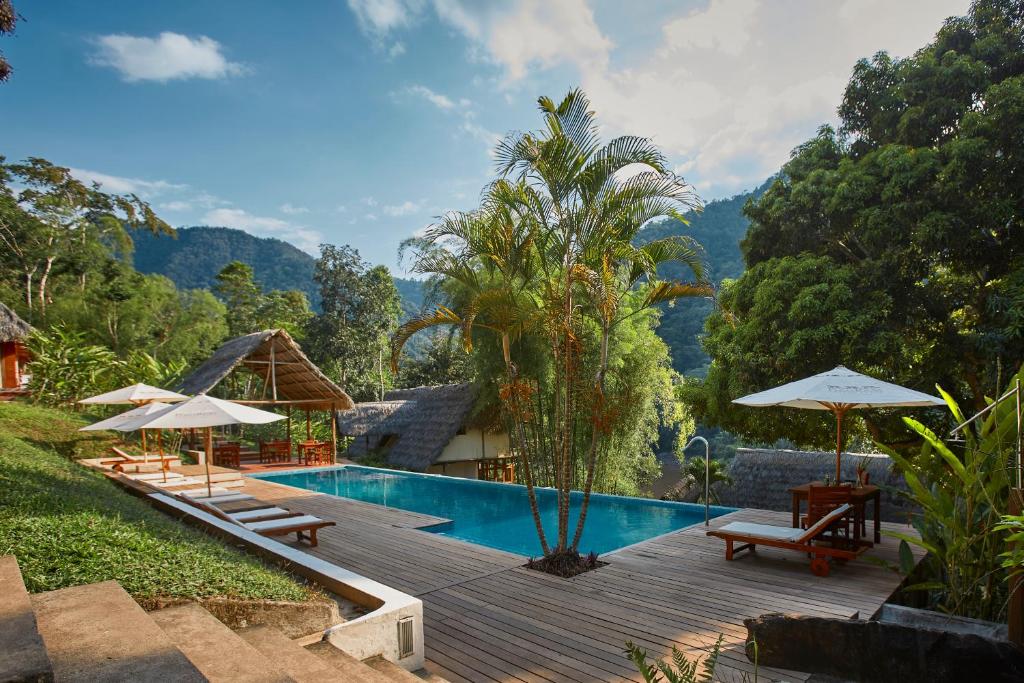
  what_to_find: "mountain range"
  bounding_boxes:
[134,180,766,374]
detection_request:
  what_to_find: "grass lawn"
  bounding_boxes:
[0,400,317,604]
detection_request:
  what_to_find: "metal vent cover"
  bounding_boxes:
[397,616,415,658]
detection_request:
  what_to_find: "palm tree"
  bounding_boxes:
[679,457,733,504]
[393,89,711,561]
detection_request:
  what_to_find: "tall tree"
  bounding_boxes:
[0,0,19,82]
[684,0,1024,447]
[306,245,401,401]
[394,89,710,561]
[213,260,311,337]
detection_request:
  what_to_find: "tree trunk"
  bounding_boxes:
[571,320,610,552]
[23,267,35,315]
[38,255,54,316]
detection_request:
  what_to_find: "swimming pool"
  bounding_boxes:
[251,465,735,556]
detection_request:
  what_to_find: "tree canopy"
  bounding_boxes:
[683,0,1024,448]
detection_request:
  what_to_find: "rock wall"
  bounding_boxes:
[714,448,916,523]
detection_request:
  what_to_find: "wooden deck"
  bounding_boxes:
[241,477,919,683]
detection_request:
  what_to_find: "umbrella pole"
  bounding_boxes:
[205,427,213,498]
[833,406,849,482]
[141,429,148,462]
[157,430,167,483]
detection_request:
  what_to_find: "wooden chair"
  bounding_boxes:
[212,442,241,469]
[259,440,292,464]
[300,441,332,466]
[707,504,865,576]
[802,484,854,545]
[175,494,335,547]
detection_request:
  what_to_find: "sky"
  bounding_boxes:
[2,0,970,272]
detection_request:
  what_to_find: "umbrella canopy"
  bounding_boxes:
[79,383,188,405]
[733,366,945,480]
[78,402,176,432]
[135,394,285,497]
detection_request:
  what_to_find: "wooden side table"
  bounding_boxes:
[790,482,881,544]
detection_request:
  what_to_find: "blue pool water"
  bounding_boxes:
[251,465,735,556]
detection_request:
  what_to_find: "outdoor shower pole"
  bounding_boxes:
[685,436,711,526]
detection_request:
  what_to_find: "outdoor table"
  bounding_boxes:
[789,482,881,545]
[297,441,331,466]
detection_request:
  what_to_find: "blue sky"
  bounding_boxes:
[2,0,969,272]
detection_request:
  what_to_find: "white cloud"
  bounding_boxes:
[202,207,322,254]
[335,204,349,213]
[158,200,193,212]
[70,167,186,197]
[90,32,245,83]
[388,41,406,58]
[401,84,456,110]
[382,200,422,217]
[661,0,758,57]
[346,0,422,36]
[279,202,310,215]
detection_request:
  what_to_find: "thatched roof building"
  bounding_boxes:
[177,329,354,410]
[0,302,31,342]
[338,383,488,471]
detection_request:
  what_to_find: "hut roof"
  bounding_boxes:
[177,329,354,410]
[337,383,478,470]
[0,302,31,343]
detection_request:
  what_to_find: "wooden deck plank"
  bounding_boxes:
[237,475,919,682]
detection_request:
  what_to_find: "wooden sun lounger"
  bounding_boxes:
[175,494,335,547]
[707,503,865,577]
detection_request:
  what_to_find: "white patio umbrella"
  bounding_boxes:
[79,402,178,480]
[733,365,945,481]
[136,394,285,497]
[79,383,188,458]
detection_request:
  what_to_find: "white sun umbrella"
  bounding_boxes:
[79,383,189,459]
[733,365,945,481]
[79,402,178,480]
[136,394,286,497]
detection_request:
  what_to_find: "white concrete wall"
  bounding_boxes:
[434,429,509,464]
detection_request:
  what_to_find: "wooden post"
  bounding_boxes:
[286,404,292,443]
[330,403,338,464]
[204,427,213,498]
[141,429,148,462]
[270,342,278,402]
[305,409,311,440]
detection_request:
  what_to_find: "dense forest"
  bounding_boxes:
[133,226,425,317]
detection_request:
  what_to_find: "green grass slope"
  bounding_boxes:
[0,401,314,604]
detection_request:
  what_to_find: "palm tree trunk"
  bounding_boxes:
[571,320,609,552]
[501,334,550,556]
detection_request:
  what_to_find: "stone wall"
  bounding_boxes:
[714,448,916,523]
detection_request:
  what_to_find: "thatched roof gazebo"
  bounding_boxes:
[177,329,353,456]
[0,302,32,393]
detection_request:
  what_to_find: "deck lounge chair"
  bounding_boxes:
[707,503,865,577]
[175,494,335,547]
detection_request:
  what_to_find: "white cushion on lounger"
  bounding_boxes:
[718,522,804,541]
[799,503,853,542]
[130,472,184,481]
[147,477,205,488]
[244,515,323,532]
[175,487,230,498]
[186,493,254,504]
[229,507,291,522]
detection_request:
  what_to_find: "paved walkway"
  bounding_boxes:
[241,477,919,682]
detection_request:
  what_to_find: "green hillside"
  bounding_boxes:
[636,179,770,376]
[132,226,425,316]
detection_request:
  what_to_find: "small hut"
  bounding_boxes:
[0,302,31,396]
[177,329,354,457]
[337,383,513,480]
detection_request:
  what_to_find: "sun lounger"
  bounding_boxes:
[707,503,864,577]
[180,491,255,504]
[175,495,335,547]
[227,507,294,523]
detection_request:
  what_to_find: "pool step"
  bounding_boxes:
[305,641,395,682]
[149,603,292,682]
[363,655,435,683]
[235,625,340,682]
[30,581,204,682]
[0,555,53,682]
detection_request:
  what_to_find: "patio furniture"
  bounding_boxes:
[176,494,335,547]
[707,503,866,576]
[212,442,241,469]
[259,440,292,464]
[791,482,881,544]
[297,441,332,466]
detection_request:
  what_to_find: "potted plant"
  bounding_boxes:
[855,457,870,487]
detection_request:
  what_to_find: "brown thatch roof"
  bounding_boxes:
[0,302,31,343]
[337,383,479,470]
[177,329,354,410]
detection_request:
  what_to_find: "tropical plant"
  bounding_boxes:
[995,513,1024,578]
[878,371,1018,621]
[392,89,710,562]
[675,457,733,504]
[625,636,728,683]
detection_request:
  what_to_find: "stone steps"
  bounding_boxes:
[3,555,437,683]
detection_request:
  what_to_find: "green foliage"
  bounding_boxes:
[625,636,726,683]
[995,513,1024,577]
[0,401,314,602]
[306,245,401,401]
[669,457,733,504]
[213,260,311,338]
[396,330,474,388]
[26,326,186,408]
[879,373,1017,621]
[685,0,1024,446]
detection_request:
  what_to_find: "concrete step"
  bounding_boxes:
[363,655,426,683]
[236,625,342,683]
[304,642,394,683]
[150,603,293,682]
[0,555,53,682]
[30,581,203,683]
